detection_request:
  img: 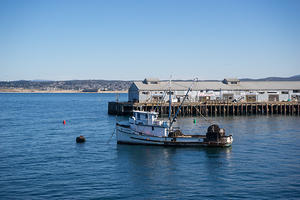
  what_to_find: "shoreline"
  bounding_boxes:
[0,89,128,94]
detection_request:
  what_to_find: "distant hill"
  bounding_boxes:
[240,75,300,81]
[0,80,133,91]
[0,75,299,92]
[164,75,300,82]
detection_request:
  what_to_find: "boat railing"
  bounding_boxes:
[152,120,163,126]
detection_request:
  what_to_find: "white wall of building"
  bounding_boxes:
[128,84,139,102]
[128,86,300,103]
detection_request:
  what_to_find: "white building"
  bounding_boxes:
[128,78,300,103]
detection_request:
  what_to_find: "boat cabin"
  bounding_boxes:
[129,110,168,137]
[130,110,160,125]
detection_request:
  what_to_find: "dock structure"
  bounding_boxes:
[109,77,300,116]
[108,101,300,116]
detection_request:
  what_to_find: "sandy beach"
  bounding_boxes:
[0,88,128,94]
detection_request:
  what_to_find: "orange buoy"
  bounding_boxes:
[63,120,66,125]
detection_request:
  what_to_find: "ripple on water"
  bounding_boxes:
[0,93,300,199]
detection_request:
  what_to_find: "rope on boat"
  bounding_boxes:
[107,127,116,144]
[185,97,217,125]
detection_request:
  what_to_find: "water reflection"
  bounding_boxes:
[116,145,232,185]
[204,147,232,158]
[116,145,178,174]
[202,147,233,179]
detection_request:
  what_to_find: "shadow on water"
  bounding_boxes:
[114,144,233,198]
[116,144,232,172]
[116,144,232,157]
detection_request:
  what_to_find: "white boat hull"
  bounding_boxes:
[116,124,233,147]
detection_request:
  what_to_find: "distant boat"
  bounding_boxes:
[116,78,233,147]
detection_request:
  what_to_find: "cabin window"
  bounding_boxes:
[258,92,265,94]
[137,113,140,120]
[142,92,149,94]
[152,127,154,131]
[167,92,174,95]
[281,91,288,94]
[230,81,237,84]
[267,91,277,94]
[293,90,300,93]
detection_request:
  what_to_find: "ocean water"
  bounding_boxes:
[0,93,300,199]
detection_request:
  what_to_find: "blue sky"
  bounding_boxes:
[0,0,299,81]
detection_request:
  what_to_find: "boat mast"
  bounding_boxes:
[170,78,198,128]
[168,77,172,121]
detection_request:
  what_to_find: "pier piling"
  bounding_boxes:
[108,101,300,116]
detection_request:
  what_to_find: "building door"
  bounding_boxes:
[246,95,257,102]
[199,96,210,102]
[152,96,162,102]
[292,95,300,101]
[223,94,234,101]
[268,94,279,101]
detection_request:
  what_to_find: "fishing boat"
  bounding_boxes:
[116,79,233,147]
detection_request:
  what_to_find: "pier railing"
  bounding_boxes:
[108,101,300,116]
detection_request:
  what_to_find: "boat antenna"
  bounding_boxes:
[169,78,198,128]
[168,76,172,121]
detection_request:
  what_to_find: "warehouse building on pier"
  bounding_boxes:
[128,78,300,103]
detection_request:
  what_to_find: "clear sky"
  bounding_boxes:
[0,0,299,81]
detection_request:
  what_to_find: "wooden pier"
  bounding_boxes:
[108,101,300,116]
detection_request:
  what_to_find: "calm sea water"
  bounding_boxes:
[0,93,300,199]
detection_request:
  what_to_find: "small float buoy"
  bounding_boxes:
[76,135,86,143]
[63,120,66,125]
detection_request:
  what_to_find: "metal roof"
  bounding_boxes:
[143,78,160,84]
[133,81,300,91]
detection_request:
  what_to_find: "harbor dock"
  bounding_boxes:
[108,101,300,116]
